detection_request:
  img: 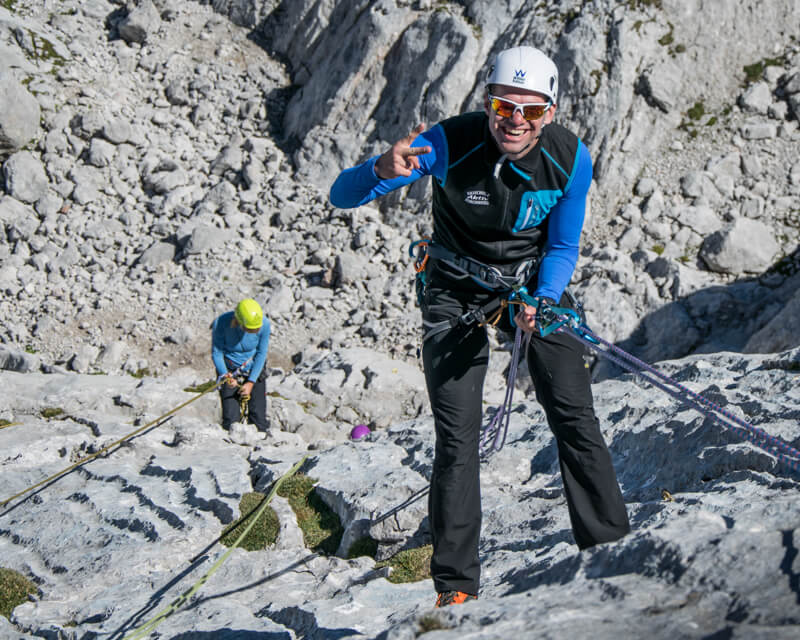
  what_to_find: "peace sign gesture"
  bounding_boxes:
[374,123,432,180]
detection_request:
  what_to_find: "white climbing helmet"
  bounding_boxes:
[485,46,559,103]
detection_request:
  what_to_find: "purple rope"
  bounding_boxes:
[480,327,525,455]
[564,325,800,473]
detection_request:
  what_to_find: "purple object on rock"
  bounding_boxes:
[350,424,371,441]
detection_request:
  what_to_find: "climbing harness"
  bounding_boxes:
[425,243,539,292]
[411,239,541,345]
[0,360,253,511]
[121,455,308,640]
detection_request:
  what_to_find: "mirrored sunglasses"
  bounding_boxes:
[488,94,551,121]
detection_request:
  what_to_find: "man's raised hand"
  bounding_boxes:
[374,123,432,180]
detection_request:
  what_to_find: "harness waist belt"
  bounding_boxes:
[426,244,538,290]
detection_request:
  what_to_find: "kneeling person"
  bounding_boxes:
[211,298,271,431]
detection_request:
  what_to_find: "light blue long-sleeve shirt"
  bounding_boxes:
[211,311,270,382]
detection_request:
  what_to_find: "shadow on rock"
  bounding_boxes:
[594,246,800,380]
[169,631,290,639]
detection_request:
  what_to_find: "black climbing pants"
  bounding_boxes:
[219,365,268,431]
[422,268,630,596]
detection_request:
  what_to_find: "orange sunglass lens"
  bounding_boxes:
[491,98,547,121]
[523,104,547,119]
[490,98,514,117]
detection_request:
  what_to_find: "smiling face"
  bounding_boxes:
[484,85,556,160]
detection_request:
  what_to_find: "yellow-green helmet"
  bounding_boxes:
[234,298,263,330]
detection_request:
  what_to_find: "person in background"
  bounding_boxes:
[211,298,270,431]
[329,45,630,607]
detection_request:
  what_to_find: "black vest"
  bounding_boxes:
[432,111,581,271]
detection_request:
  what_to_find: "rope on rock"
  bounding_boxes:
[0,362,251,511]
[529,307,800,474]
[476,289,800,475]
[566,324,800,473]
[121,455,308,640]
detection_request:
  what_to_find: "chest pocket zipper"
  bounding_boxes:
[513,190,561,231]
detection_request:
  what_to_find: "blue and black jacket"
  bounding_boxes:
[329,112,592,301]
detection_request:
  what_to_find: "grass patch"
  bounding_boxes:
[129,368,151,379]
[687,101,705,120]
[40,407,64,419]
[0,568,37,619]
[627,0,662,8]
[347,536,379,559]
[417,613,454,632]
[743,57,784,85]
[658,27,674,46]
[278,474,343,554]
[220,492,280,551]
[377,544,433,584]
[651,244,665,256]
[28,32,65,67]
[0,420,12,427]
[1,0,16,11]
[184,380,217,393]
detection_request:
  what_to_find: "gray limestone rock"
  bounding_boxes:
[0,71,41,157]
[138,240,175,266]
[118,0,162,45]
[0,345,41,372]
[2,347,800,638]
[0,195,40,242]
[744,286,800,354]
[739,81,773,114]
[3,151,49,203]
[740,120,778,139]
[700,218,781,274]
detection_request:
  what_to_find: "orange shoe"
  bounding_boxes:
[435,591,477,607]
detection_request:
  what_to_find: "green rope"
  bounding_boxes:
[122,455,308,640]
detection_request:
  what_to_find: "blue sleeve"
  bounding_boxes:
[247,319,271,382]
[534,141,592,301]
[211,315,228,377]
[329,125,448,208]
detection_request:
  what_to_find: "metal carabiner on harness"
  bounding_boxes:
[408,238,431,273]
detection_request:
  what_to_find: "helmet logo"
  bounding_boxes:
[513,68,526,84]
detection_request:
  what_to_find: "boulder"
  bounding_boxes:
[0,71,40,157]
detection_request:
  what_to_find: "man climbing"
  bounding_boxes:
[211,298,271,432]
[329,46,630,607]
